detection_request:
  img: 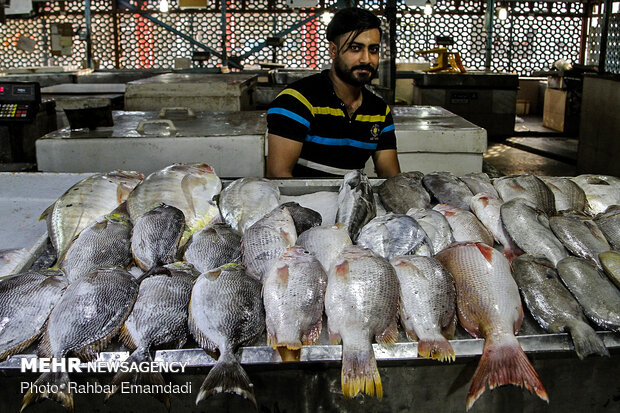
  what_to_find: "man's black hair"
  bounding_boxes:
[326,7,382,51]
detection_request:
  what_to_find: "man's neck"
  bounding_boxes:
[329,70,363,116]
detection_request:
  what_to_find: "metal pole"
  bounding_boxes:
[112,0,120,68]
[85,0,93,69]
[221,0,228,68]
[598,0,612,73]
[386,0,397,103]
[484,0,495,71]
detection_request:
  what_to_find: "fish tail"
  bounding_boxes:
[418,336,455,362]
[105,347,170,408]
[196,351,256,407]
[21,371,73,413]
[466,334,548,410]
[341,342,382,400]
[276,346,302,362]
[566,320,610,359]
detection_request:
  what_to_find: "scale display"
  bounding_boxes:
[0,82,41,122]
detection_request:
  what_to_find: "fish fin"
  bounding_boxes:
[180,174,200,221]
[475,243,495,264]
[196,351,256,408]
[502,247,523,264]
[118,324,138,350]
[105,348,170,409]
[302,318,323,346]
[565,320,610,359]
[204,268,222,280]
[443,314,458,340]
[266,328,277,347]
[405,330,418,341]
[277,264,289,285]
[188,310,219,354]
[341,342,382,400]
[418,336,455,362]
[329,329,342,345]
[0,332,40,362]
[376,320,399,347]
[279,228,296,246]
[466,334,548,411]
[39,203,54,222]
[334,261,349,279]
[37,325,53,358]
[21,371,73,413]
[277,347,301,362]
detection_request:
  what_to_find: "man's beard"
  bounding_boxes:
[333,57,377,87]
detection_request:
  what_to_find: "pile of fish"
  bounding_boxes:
[1,164,619,412]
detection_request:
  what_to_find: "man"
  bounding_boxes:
[266,7,401,178]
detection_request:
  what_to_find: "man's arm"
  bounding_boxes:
[373,149,401,178]
[266,134,304,177]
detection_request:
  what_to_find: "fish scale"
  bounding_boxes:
[295,224,352,272]
[219,177,280,233]
[378,171,430,213]
[494,174,556,215]
[336,170,376,242]
[183,222,242,273]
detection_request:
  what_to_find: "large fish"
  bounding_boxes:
[512,255,609,359]
[335,170,376,241]
[594,205,620,249]
[600,250,620,289]
[549,213,610,268]
[263,246,327,362]
[390,255,456,362]
[189,263,265,406]
[470,193,523,262]
[131,204,185,276]
[0,270,67,362]
[106,264,196,407]
[501,198,569,266]
[435,242,548,410]
[459,172,499,197]
[540,176,588,213]
[325,246,399,399]
[433,204,494,246]
[126,163,221,245]
[422,171,473,211]
[557,257,620,332]
[22,268,138,412]
[494,174,556,216]
[40,170,143,262]
[241,206,296,281]
[219,177,280,233]
[571,174,620,215]
[357,214,433,259]
[60,206,133,282]
[377,171,431,214]
[295,223,352,271]
[407,208,454,254]
[183,222,242,273]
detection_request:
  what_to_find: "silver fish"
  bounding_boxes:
[407,208,455,254]
[594,205,620,249]
[390,255,456,362]
[183,222,242,273]
[557,257,620,332]
[600,250,620,289]
[422,171,473,211]
[494,174,556,216]
[378,171,431,214]
[325,245,399,399]
[189,263,265,407]
[501,198,569,266]
[295,223,352,272]
[0,270,68,362]
[336,170,376,241]
[433,203,494,246]
[22,268,138,412]
[219,177,280,233]
[571,174,620,215]
[357,214,433,259]
[512,255,609,359]
[459,172,499,197]
[540,176,588,213]
[549,214,610,268]
[263,246,327,362]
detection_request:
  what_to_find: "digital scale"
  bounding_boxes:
[0,82,41,122]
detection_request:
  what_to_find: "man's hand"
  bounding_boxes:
[266,134,304,178]
[373,149,401,178]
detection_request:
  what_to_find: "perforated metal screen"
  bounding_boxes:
[0,0,615,75]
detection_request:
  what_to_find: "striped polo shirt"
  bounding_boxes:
[267,70,397,177]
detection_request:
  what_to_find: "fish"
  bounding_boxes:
[106,264,196,407]
[189,263,265,406]
[435,242,548,410]
[40,170,143,262]
[357,214,433,259]
[219,177,280,233]
[183,222,242,273]
[390,255,456,362]
[512,255,609,359]
[571,174,620,215]
[295,223,352,272]
[126,163,221,245]
[280,201,322,234]
[241,206,297,281]
[407,208,455,254]
[280,191,338,226]
[594,205,620,249]
[131,204,185,276]
[22,268,139,412]
[59,206,133,282]
[540,176,588,213]
[422,171,473,211]
[325,245,400,399]
[494,174,556,216]
[335,170,376,242]
[0,270,68,362]
[433,204,494,246]
[459,172,499,197]
[470,193,523,262]
[0,248,31,278]
[377,171,431,214]
[600,250,620,288]
[500,198,569,266]
[263,246,327,362]
[557,257,620,332]
[549,213,610,268]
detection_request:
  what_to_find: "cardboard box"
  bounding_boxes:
[543,88,567,131]
[516,99,531,115]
